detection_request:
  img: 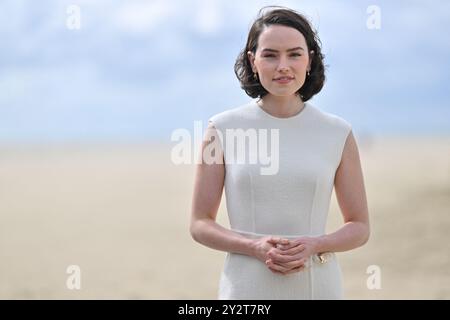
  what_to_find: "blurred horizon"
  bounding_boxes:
[1,0,449,144]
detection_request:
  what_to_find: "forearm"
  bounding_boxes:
[314,221,370,254]
[190,218,256,257]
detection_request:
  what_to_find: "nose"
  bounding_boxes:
[277,56,290,72]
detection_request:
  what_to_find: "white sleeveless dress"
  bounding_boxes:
[208,99,352,300]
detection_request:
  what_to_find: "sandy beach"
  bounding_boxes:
[0,135,449,299]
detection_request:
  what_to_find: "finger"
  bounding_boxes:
[274,260,305,271]
[269,246,305,262]
[276,257,308,270]
[267,237,290,245]
[284,265,306,275]
[278,244,306,255]
[277,242,297,250]
[278,239,305,250]
[279,259,304,269]
[268,266,285,275]
[268,265,289,275]
[265,260,291,273]
[271,261,305,275]
[268,250,299,263]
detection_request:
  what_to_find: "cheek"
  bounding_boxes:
[294,59,308,69]
[257,62,274,71]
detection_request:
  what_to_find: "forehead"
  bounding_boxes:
[257,24,307,50]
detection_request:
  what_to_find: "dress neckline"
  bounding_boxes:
[253,100,310,121]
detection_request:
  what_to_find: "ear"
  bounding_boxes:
[308,50,314,72]
[247,50,255,72]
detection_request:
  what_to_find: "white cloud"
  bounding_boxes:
[193,0,222,35]
[112,0,177,34]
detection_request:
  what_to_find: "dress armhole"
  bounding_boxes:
[206,118,225,163]
[335,122,352,172]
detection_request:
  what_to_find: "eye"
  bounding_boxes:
[263,53,302,58]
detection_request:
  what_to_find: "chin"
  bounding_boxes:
[271,88,301,96]
[271,92,298,97]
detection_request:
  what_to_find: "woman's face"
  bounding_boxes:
[248,24,312,97]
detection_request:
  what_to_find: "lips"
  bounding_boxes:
[273,76,294,80]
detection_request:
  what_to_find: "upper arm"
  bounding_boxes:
[334,131,369,225]
[190,122,225,226]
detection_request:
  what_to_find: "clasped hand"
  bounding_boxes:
[253,236,318,275]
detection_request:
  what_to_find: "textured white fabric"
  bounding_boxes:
[208,99,352,300]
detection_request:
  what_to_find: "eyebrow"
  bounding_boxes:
[261,47,305,53]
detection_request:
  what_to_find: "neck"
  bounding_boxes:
[257,94,305,118]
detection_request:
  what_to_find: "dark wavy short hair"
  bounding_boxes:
[234,6,326,102]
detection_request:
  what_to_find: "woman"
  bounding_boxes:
[190,6,370,299]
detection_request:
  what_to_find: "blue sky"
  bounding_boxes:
[1,0,449,143]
